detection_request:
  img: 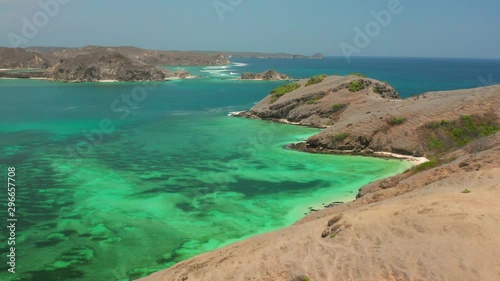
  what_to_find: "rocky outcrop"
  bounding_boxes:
[47,49,185,82]
[311,53,324,59]
[240,69,292,80]
[0,47,50,69]
[237,74,500,157]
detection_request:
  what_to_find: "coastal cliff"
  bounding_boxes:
[139,76,500,281]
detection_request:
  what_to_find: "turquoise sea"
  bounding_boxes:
[1,58,499,281]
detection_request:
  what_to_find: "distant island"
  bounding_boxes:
[228,51,324,59]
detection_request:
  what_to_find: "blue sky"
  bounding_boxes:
[0,0,499,58]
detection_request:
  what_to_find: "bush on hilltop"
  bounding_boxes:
[270,83,301,103]
[348,80,365,92]
[305,74,327,86]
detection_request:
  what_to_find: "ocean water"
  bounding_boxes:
[1,58,499,281]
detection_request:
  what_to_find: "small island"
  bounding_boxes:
[311,53,324,59]
[240,69,292,81]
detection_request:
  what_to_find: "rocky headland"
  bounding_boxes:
[47,48,189,82]
[238,74,499,158]
[139,74,500,281]
[240,69,292,81]
[0,46,230,82]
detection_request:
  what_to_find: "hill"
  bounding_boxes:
[47,48,188,82]
[0,47,50,69]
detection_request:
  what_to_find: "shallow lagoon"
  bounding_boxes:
[3,57,498,280]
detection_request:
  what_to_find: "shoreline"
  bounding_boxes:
[287,142,429,165]
[373,151,429,165]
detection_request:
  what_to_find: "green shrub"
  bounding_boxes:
[422,113,499,156]
[331,132,349,142]
[462,189,472,194]
[305,98,319,105]
[388,116,407,126]
[413,160,437,172]
[348,80,365,92]
[269,83,300,103]
[305,74,328,86]
[349,72,367,78]
[291,275,310,281]
[331,103,347,113]
[428,134,445,151]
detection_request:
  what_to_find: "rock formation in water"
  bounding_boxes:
[240,69,292,80]
[311,53,324,59]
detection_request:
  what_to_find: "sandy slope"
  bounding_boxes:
[139,131,500,281]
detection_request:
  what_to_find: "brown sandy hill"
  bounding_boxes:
[0,47,50,69]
